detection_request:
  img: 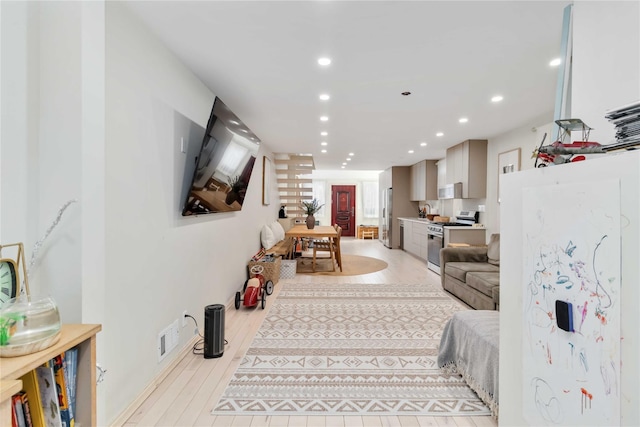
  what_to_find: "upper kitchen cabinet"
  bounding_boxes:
[445,139,488,198]
[409,160,438,201]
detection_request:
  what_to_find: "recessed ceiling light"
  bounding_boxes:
[321,142,328,146]
[549,58,561,67]
[342,162,347,166]
[320,116,329,121]
[346,158,351,161]
[459,117,468,123]
[436,132,444,137]
[420,142,427,147]
[241,129,248,133]
[348,152,354,156]
[319,94,330,101]
[229,120,239,125]
[341,166,345,169]
[320,131,328,136]
[318,57,331,66]
[408,150,414,154]
[321,149,327,153]
[491,95,504,102]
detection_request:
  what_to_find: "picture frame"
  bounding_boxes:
[498,148,521,202]
[262,156,271,205]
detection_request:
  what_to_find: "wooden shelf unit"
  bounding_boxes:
[357,225,379,239]
[0,323,101,426]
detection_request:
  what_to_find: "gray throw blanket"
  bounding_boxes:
[437,310,499,418]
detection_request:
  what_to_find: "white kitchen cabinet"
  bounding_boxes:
[409,160,438,201]
[399,218,428,261]
[445,139,488,198]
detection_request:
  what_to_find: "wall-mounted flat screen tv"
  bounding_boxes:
[181,97,260,216]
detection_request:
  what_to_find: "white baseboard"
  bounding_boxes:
[109,333,201,426]
[110,297,236,426]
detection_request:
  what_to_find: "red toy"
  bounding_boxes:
[235,264,274,310]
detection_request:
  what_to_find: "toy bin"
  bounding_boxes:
[247,256,281,285]
[280,259,297,279]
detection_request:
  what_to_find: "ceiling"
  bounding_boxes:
[124,1,571,170]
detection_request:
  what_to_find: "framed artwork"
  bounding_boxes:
[498,148,521,202]
[262,156,271,205]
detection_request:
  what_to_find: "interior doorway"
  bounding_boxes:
[331,185,356,237]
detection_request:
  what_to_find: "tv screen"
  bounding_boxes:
[181,97,260,216]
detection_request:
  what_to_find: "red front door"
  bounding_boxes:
[331,185,356,237]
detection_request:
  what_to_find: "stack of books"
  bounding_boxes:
[605,100,640,148]
[12,347,79,427]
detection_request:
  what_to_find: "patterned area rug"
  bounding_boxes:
[212,282,491,416]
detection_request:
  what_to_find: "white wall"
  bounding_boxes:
[571,1,640,144]
[484,114,554,237]
[103,3,278,421]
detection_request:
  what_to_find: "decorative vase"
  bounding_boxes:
[225,191,238,205]
[0,295,61,357]
[305,215,315,229]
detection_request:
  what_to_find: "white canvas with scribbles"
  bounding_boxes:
[522,180,621,426]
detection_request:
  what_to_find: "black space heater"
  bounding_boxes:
[204,304,225,358]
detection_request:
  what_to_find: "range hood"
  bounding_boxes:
[438,182,463,199]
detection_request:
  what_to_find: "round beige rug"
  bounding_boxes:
[295,254,388,276]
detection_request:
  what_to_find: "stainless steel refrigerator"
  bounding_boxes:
[381,188,392,248]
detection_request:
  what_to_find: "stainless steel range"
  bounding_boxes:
[427,210,479,274]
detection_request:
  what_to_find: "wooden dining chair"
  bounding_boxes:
[312,226,341,272]
[333,226,343,272]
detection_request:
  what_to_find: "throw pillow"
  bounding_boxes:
[260,224,276,249]
[270,221,286,242]
[487,233,500,266]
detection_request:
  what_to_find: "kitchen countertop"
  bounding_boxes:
[398,217,432,223]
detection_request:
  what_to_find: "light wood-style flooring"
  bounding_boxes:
[122,238,498,427]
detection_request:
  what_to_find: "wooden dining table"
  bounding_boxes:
[285,225,339,271]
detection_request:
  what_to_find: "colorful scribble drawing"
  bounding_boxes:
[532,377,563,423]
[522,181,620,426]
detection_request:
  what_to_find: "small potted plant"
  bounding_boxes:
[301,199,324,229]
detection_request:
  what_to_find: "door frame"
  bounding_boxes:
[331,185,356,237]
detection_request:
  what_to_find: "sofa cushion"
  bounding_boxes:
[270,220,286,242]
[260,224,277,249]
[444,262,500,283]
[487,234,500,266]
[466,271,500,298]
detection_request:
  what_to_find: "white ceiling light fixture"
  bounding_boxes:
[320,131,328,136]
[342,162,347,166]
[321,141,328,146]
[459,117,468,123]
[318,57,331,66]
[420,142,427,147]
[319,93,330,101]
[348,152,354,156]
[321,149,327,153]
[436,132,444,137]
[491,95,504,103]
[408,150,414,154]
[320,116,329,122]
[549,58,562,67]
[346,158,351,161]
